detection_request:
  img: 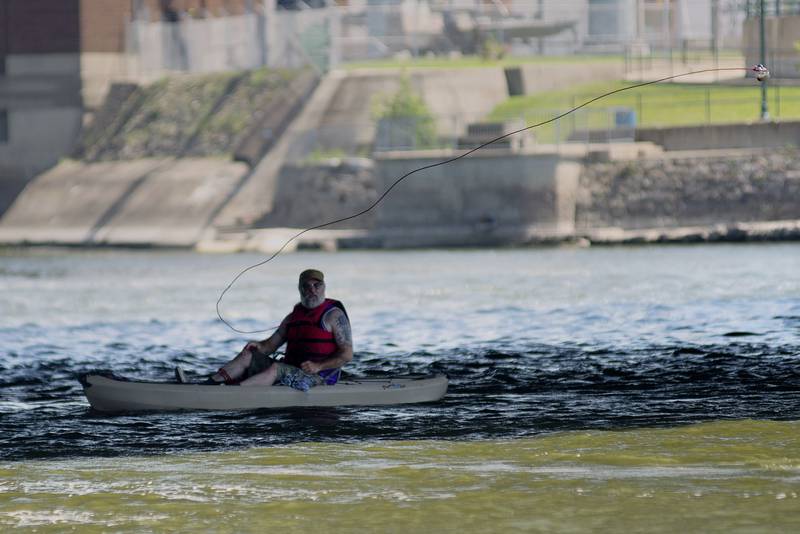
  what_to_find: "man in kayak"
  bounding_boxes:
[176,269,352,390]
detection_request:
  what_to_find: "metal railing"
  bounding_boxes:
[743,0,800,17]
[121,1,754,76]
[283,86,800,159]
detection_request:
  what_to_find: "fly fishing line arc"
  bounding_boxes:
[217,65,768,334]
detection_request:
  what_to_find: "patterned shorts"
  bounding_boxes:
[247,352,324,388]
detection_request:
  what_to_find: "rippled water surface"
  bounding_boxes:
[2,420,799,532]
[1,245,799,531]
[1,244,798,458]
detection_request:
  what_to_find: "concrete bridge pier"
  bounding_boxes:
[366,148,583,248]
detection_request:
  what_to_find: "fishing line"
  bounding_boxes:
[217,64,769,334]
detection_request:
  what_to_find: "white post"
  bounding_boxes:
[262,0,278,67]
[328,6,341,69]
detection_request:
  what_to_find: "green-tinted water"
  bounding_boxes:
[3,246,799,531]
[3,420,798,533]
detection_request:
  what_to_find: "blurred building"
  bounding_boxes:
[0,0,750,217]
[584,0,744,53]
[0,0,84,215]
[0,0,302,215]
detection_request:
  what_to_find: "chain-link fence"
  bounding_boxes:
[280,82,800,159]
[121,1,757,75]
[125,8,336,79]
[743,0,800,17]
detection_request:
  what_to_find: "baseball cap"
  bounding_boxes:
[299,269,324,283]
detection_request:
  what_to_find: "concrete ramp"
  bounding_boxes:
[316,68,509,152]
[208,67,509,234]
[0,159,167,244]
[92,158,248,246]
[517,62,625,94]
[314,71,401,154]
[211,70,347,229]
[413,67,509,129]
[0,158,248,247]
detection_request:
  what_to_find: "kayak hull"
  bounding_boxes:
[79,373,448,413]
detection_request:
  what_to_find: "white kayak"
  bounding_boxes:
[79,372,448,413]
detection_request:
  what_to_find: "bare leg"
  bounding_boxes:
[213,348,254,383]
[240,364,278,387]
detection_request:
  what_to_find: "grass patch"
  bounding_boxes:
[342,54,623,70]
[302,148,348,165]
[488,81,800,142]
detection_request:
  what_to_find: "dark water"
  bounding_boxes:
[1,245,799,460]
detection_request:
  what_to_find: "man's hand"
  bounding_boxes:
[245,341,262,354]
[241,318,290,358]
[301,361,322,374]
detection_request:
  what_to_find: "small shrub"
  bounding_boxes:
[373,75,437,149]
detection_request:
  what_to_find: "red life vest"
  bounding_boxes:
[284,298,347,371]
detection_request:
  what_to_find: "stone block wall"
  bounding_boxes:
[636,121,800,152]
[577,150,800,230]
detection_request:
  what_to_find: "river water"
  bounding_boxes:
[1,244,799,531]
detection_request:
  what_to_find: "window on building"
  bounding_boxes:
[0,110,8,143]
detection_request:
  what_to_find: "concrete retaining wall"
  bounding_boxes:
[371,149,581,247]
[320,62,626,150]
[256,159,377,230]
[636,121,800,151]
[516,61,626,94]
[0,54,84,216]
[7,64,800,250]
[0,158,248,246]
[0,159,165,244]
[309,67,510,156]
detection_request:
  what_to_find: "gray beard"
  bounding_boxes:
[301,295,324,309]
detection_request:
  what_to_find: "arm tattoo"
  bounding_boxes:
[334,313,352,347]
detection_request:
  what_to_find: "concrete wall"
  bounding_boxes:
[414,67,509,132]
[123,6,334,80]
[0,104,83,169]
[0,157,248,246]
[92,158,248,246]
[0,54,84,163]
[636,121,800,151]
[372,149,581,247]
[309,67,510,157]
[305,61,627,159]
[516,61,626,94]
[0,52,84,215]
[0,159,166,244]
[257,160,377,230]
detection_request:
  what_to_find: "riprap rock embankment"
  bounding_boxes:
[578,149,800,243]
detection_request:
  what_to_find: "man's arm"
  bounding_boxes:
[301,308,353,374]
[216,316,290,383]
[246,316,289,355]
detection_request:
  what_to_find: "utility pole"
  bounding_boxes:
[760,0,769,121]
[711,0,719,56]
[711,0,719,81]
[635,0,644,45]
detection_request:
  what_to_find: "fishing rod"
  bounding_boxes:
[216,64,771,335]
